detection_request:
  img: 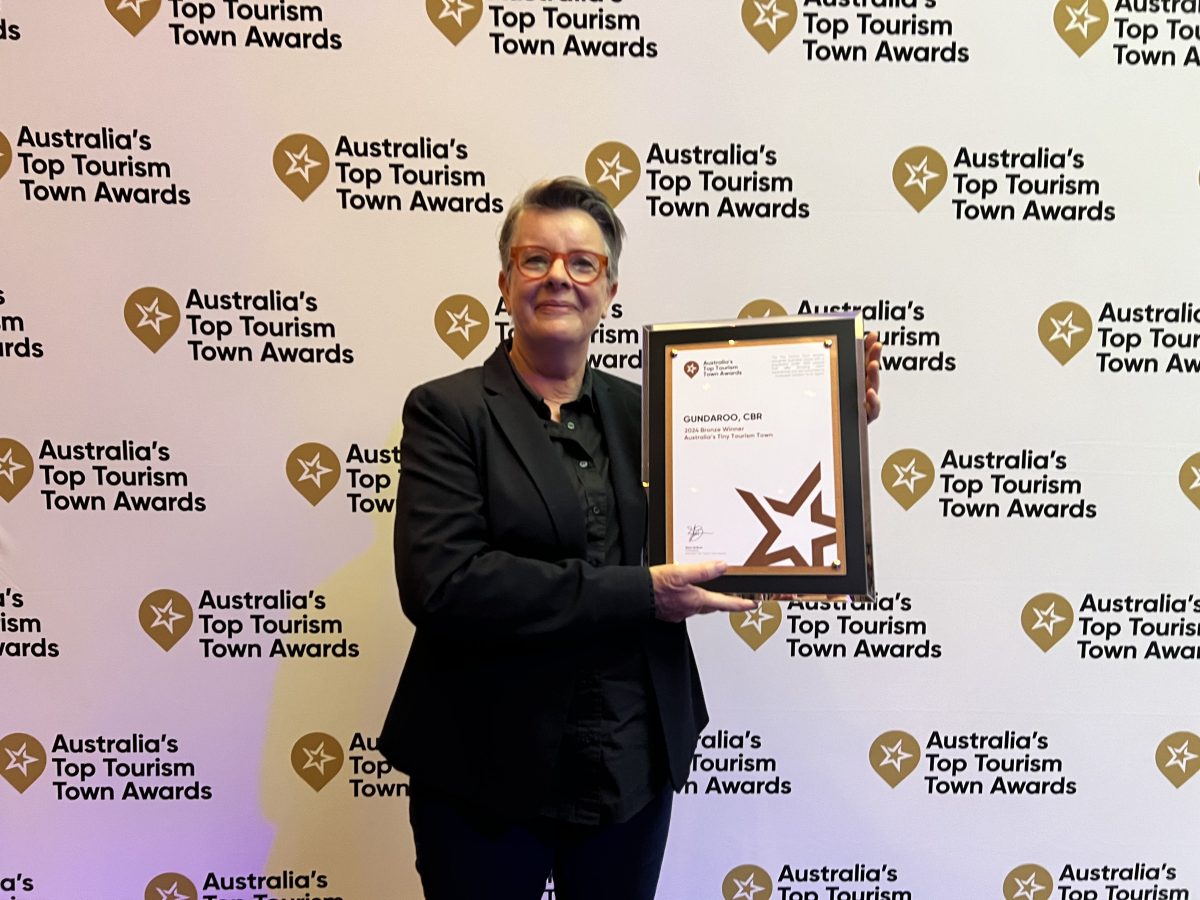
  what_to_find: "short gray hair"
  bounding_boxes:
[498,176,626,282]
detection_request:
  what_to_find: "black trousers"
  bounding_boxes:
[408,783,673,900]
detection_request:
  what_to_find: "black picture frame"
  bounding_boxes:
[642,313,875,598]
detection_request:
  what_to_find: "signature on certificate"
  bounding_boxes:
[685,524,712,543]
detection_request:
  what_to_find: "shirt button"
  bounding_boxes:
[566,421,576,430]
[591,505,601,514]
[579,460,588,468]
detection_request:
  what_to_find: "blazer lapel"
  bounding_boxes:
[482,344,586,552]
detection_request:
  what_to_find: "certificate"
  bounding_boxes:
[643,314,874,597]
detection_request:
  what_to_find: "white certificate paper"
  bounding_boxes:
[666,336,846,573]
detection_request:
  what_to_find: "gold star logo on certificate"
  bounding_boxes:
[892,146,947,212]
[737,463,839,569]
[585,141,641,207]
[287,442,341,505]
[1003,865,1055,900]
[435,294,490,359]
[273,134,330,201]
[1055,0,1108,56]
[741,0,797,52]
[291,732,345,791]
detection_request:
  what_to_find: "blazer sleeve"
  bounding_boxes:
[394,379,655,645]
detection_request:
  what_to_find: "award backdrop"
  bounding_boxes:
[3,3,1199,898]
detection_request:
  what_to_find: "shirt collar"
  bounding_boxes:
[504,341,596,418]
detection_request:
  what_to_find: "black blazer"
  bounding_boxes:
[378,342,707,817]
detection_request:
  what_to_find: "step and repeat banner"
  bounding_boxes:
[3,2,1199,898]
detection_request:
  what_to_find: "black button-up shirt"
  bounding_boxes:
[509,358,667,825]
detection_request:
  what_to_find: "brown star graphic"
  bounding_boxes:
[736,463,837,567]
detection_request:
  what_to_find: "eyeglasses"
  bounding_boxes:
[510,246,609,285]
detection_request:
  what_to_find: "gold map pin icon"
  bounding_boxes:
[274,134,330,201]
[106,0,162,37]
[0,438,34,503]
[427,0,482,45]
[881,448,934,510]
[730,599,782,650]
[1055,0,1109,57]
[586,141,641,208]
[287,442,341,506]
[738,299,789,319]
[1003,864,1055,900]
[893,146,947,213]
[144,874,198,900]
[435,294,490,360]
[0,131,12,181]
[124,287,180,353]
[742,0,797,53]
[1177,452,1200,510]
[1156,731,1200,788]
[1022,592,1075,653]
[292,732,345,791]
[870,730,920,788]
[0,733,47,793]
[139,589,194,652]
[1038,301,1093,365]
[722,864,774,900]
